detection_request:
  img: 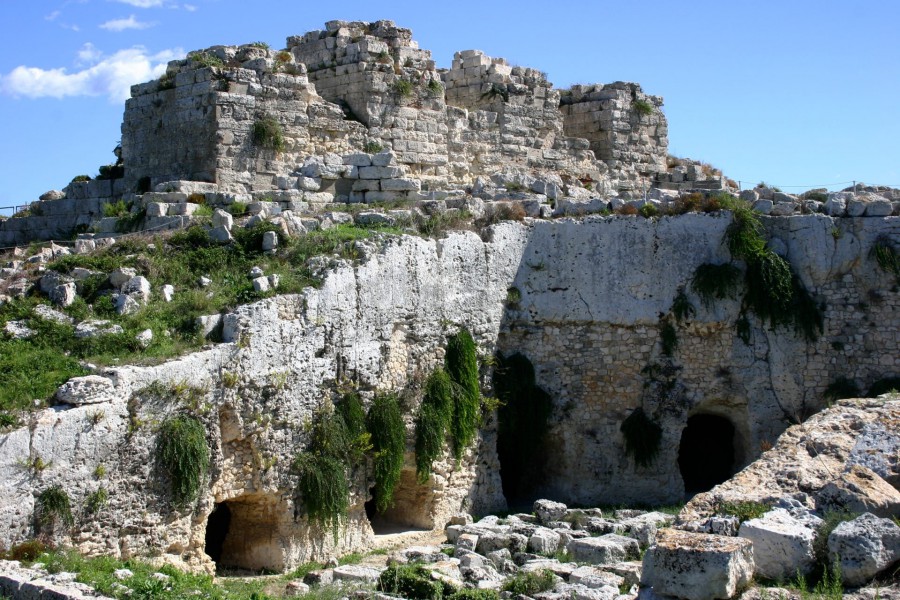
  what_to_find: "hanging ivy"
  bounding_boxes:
[367,392,405,513]
[620,407,662,468]
[414,369,454,483]
[445,328,481,459]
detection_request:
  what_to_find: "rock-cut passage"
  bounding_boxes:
[678,414,736,496]
[204,502,231,566]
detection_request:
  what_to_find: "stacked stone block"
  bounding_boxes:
[559,83,668,192]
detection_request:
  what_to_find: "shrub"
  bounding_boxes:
[86,487,109,513]
[393,79,414,97]
[367,393,405,513]
[250,41,270,50]
[480,83,509,102]
[692,263,742,307]
[716,500,771,523]
[294,453,349,535]
[427,79,444,96]
[36,485,74,531]
[415,369,454,482]
[157,72,176,91]
[871,238,899,280]
[448,590,499,600]
[660,321,678,356]
[671,290,695,322]
[618,203,639,216]
[445,328,480,460]
[377,564,453,600]
[155,415,209,506]
[191,52,224,69]
[620,407,662,468]
[633,99,653,116]
[501,569,556,596]
[227,200,249,216]
[5,539,49,562]
[97,164,124,180]
[102,200,130,218]
[252,116,286,152]
[639,203,659,218]
[364,141,383,154]
[70,175,92,183]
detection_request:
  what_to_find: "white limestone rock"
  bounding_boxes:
[738,507,819,580]
[535,499,568,524]
[262,231,278,251]
[49,283,77,307]
[567,534,639,565]
[135,329,153,348]
[529,527,562,554]
[109,267,137,289]
[816,464,900,518]
[33,304,74,325]
[56,375,116,406]
[211,209,234,230]
[828,513,900,586]
[196,314,223,339]
[640,529,753,600]
[4,320,34,339]
[209,225,233,243]
[866,199,893,217]
[253,276,270,293]
[74,320,124,338]
[620,512,675,549]
[161,284,175,302]
[331,565,382,583]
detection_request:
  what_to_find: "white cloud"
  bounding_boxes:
[46,10,62,21]
[0,46,184,102]
[112,0,166,7]
[76,43,103,66]
[183,4,197,11]
[100,15,155,31]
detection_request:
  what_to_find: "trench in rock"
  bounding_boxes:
[678,413,737,496]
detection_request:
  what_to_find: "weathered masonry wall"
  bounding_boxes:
[1,214,897,572]
[497,214,900,505]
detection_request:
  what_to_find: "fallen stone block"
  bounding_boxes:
[56,375,116,406]
[738,508,819,580]
[74,320,124,339]
[817,464,900,518]
[567,534,639,565]
[828,513,900,586]
[535,499,568,524]
[640,529,753,600]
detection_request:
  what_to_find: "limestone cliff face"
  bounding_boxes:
[0,214,897,572]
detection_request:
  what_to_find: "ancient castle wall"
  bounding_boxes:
[559,83,668,193]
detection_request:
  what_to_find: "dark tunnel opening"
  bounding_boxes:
[678,413,736,496]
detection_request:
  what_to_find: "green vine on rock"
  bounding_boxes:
[415,369,454,483]
[155,415,209,507]
[620,407,662,468]
[692,263,742,307]
[445,328,481,459]
[367,392,405,513]
[720,197,823,342]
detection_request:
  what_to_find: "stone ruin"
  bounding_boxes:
[0,19,899,600]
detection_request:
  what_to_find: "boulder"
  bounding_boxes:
[55,375,116,406]
[866,199,894,217]
[49,283,77,307]
[535,499,568,524]
[529,527,562,555]
[567,534,639,565]
[74,320,124,338]
[621,512,675,549]
[4,320,34,339]
[817,465,900,518]
[212,209,233,230]
[828,513,900,586]
[738,508,819,580]
[262,231,278,251]
[33,304,74,325]
[209,225,233,243]
[641,529,753,600]
[109,267,137,289]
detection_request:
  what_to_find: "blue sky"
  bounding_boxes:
[1,0,898,214]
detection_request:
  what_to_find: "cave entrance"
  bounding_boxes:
[367,469,434,535]
[204,495,285,573]
[678,414,736,496]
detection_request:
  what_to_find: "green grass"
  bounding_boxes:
[632,99,654,116]
[102,200,131,218]
[20,548,273,599]
[392,79,414,97]
[871,237,899,280]
[252,116,286,152]
[377,564,454,600]
[36,485,74,531]
[0,223,400,416]
[155,415,209,507]
[501,569,556,596]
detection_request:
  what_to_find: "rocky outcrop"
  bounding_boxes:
[678,396,900,526]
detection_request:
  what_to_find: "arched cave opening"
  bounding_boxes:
[366,470,434,535]
[203,495,285,573]
[678,414,736,496]
[204,502,231,565]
